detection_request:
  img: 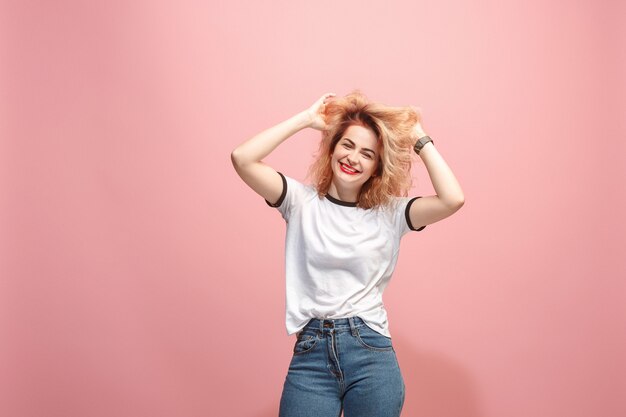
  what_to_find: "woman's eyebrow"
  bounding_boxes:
[342,138,376,155]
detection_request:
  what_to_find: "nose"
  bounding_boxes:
[346,150,359,165]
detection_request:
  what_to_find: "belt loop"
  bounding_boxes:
[348,317,358,336]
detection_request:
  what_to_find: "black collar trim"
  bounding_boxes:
[325,193,358,207]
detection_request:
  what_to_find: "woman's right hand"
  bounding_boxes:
[304,93,336,130]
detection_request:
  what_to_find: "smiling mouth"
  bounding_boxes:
[339,162,360,175]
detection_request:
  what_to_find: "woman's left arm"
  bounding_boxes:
[408,123,465,229]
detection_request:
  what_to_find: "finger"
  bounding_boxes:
[322,93,336,103]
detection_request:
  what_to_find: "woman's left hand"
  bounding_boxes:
[410,107,427,140]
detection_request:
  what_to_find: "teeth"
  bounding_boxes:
[341,163,358,173]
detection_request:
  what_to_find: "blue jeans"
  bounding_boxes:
[279,316,406,417]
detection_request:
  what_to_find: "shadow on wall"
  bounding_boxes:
[254,333,483,417]
[394,332,484,417]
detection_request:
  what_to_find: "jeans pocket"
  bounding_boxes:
[293,330,319,355]
[355,324,394,351]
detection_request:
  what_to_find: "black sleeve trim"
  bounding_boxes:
[405,196,426,231]
[265,172,287,208]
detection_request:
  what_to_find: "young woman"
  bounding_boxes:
[231,91,464,417]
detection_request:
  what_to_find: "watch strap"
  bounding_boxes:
[413,136,434,154]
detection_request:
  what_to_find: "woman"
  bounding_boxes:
[231,91,464,417]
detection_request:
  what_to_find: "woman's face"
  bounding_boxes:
[330,124,381,193]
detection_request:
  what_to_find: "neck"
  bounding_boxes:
[327,182,360,203]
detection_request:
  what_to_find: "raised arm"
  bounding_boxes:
[231,93,335,205]
[408,121,465,229]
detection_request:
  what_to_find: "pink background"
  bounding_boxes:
[1,1,625,416]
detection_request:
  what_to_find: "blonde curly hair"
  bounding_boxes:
[307,91,420,209]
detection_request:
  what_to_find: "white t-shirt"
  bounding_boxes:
[267,173,426,338]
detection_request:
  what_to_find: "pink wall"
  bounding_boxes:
[1,1,624,416]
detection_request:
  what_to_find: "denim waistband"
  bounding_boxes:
[302,316,368,334]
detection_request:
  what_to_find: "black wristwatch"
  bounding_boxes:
[413,136,434,155]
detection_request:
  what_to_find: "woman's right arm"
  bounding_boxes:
[230,93,335,205]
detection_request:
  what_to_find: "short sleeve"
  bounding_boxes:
[264,172,311,220]
[394,196,427,236]
[265,172,287,208]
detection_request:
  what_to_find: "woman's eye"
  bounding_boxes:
[342,144,351,149]
[362,153,372,159]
